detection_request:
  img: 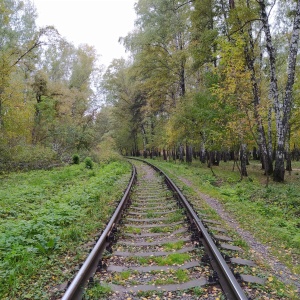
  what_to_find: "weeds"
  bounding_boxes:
[167,210,183,223]
[0,160,131,299]
[125,226,141,234]
[163,240,184,251]
[144,158,300,294]
[83,282,111,299]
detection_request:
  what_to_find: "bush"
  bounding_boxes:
[72,154,80,164]
[91,138,122,164]
[0,144,58,171]
[84,157,93,169]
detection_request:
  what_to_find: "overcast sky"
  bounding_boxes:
[33,0,137,68]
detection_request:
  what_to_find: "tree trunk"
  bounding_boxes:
[179,144,184,162]
[242,0,273,176]
[200,137,206,163]
[141,124,148,152]
[258,0,300,181]
[163,149,167,161]
[186,144,192,163]
[179,61,185,97]
[253,147,258,160]
[172,147,176,161]
[286,152,292,173]
[285,125,292,172]
[207,151,213,168]
[143,150,148,158]
[240,144,248,177]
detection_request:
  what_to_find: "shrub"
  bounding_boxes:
[0,144,58,171]
[84,157,93,169]
[91,137,122,164]
[72,154,80,164]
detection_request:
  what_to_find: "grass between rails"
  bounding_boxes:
[0,160,131,300]
[143,158,300,298]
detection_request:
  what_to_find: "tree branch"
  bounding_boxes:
[229,18,262,37]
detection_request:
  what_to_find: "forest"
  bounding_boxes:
[1,0,300,183]
[1,0,300,298]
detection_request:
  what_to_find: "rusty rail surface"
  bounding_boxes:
[62,163,136,300]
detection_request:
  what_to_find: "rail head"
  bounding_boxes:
[129,157,248,300]
[62,162,136,300]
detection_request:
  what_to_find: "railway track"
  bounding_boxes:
[61,159,265,299]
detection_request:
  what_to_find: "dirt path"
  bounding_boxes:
[174,174,300,294]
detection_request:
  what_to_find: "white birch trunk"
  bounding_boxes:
[258,0,300,182]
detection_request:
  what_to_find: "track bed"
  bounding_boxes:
[62,160,265,299]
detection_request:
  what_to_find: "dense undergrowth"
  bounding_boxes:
[0,159,131,299]
[145,158,300,276]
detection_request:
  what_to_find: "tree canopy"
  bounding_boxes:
[1,0,300,183]
[102,0,300,182]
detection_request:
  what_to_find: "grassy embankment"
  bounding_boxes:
[144,158,300,298]
[0,159,131,300]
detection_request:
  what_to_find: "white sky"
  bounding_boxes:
[33,0,137,68]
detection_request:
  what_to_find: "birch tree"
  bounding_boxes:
[258,0,300,182]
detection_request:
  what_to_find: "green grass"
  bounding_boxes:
[149,269,189,284]
[112,270,132,284]
[191,286,205,297]
[166,210,184,223]
[163,240,184,251]
[144,158,300,298]
[174,269,189,282]
[0,160,131,299]
[149,226,172,233]
[151,277,176,285]
[125,226,141,234]
[83,282,112,299]
[146,210,156,218]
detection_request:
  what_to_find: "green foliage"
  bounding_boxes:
[83,283,112,299]
[166,210,183,223]
[174,269,189,282]
[192,286,205,297]
[84,157,93,169]
[91,138,122,164]
[72,154,80,164]
[35,237,59,255]
[292,234,300,248]
[154,253,191,266]
[163,240,184,251]
[0,144,58,171]
[0,160,131,299]
[149,158,300,279]
[125,226,141,234]
[149,226,172,233]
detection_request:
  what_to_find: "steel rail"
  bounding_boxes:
[131,158,248,300]
[62,163,136,300]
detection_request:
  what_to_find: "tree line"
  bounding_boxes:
[0,0,106,169]
[102,0,300,182]
[1,0,300,182]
